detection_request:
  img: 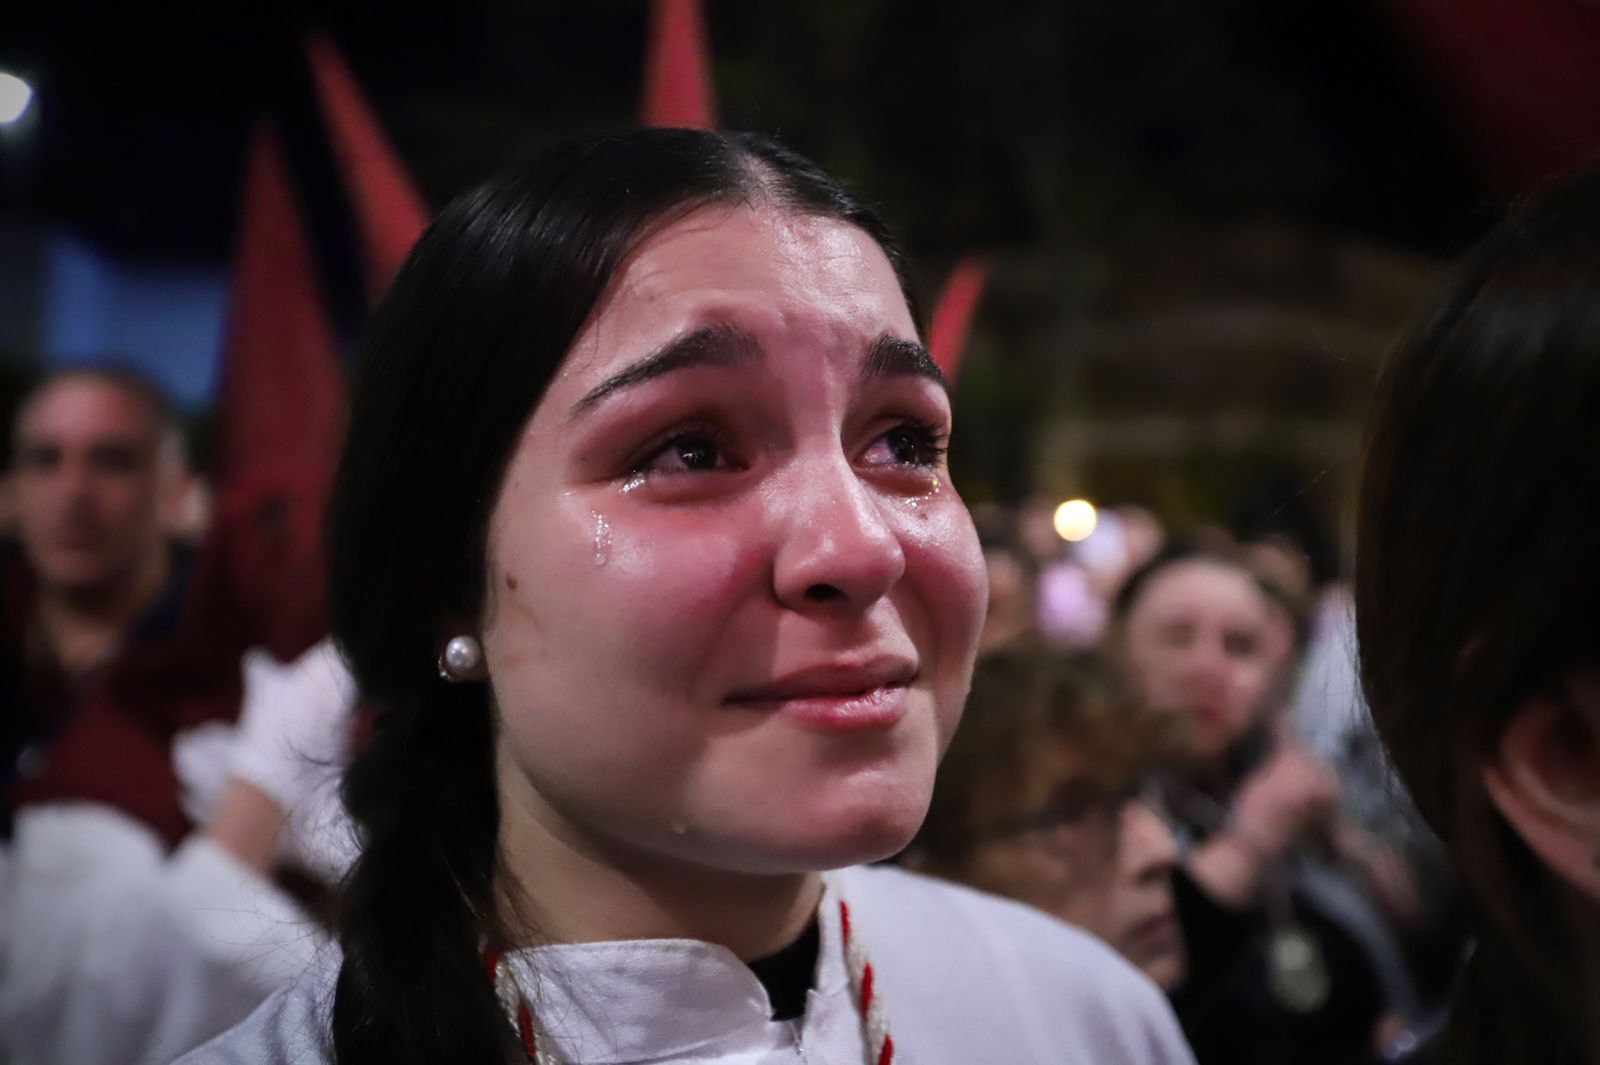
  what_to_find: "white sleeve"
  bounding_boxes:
[0,804,326,1065]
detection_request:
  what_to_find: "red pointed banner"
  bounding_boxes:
[642,0,718,129]
[927,256,990,382]
[1381,0,1600,194]
[305,32,430,302]
[204,121,345,659]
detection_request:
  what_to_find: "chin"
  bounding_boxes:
[724,791,931,874]
[1140,952,1187,992]
[40,558,118,595]
[816,807,924,867]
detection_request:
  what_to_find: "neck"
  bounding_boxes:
[37,547,169,676]
[495,746,823,961]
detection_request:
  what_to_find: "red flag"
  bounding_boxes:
[927,256,989,382]
[642,0,718,129]
[305,32,430,302]
[1381,0,1600,194]
[204,120,345,660]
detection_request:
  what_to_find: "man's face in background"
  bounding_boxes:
[11,375,177,600]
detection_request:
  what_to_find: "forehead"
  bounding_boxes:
[18,378,157,444]
[1136,560,1268,622]
[552,204,916,391]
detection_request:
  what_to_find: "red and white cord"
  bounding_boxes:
[485,947,560,1065]
[485,888,893,1065]
[839,898,895,1065]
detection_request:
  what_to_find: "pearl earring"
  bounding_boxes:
[437,635,484,682]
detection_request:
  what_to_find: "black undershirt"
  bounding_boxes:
[745,918,821,1021]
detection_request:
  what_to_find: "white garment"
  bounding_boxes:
[1287,589,1366,763]
[177,864,1195,1065]
[0,804,326,1065]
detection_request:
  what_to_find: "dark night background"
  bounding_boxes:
[1,0,1592,543]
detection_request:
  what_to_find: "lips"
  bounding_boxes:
[49,519,106,549]
[1124,911,1179,957]
[726,658,917,731]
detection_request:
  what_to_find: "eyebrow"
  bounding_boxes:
[569,322,762,419]
[862,334,948,392]
[567,324,947,420]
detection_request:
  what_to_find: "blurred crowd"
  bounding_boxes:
[13,156,1600,1065]
[0,364,1462,1064]
[907,497,1464,1065]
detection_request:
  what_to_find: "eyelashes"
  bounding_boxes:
[870,419,949,469]
[627,422,738,478]
[623,417,950,484]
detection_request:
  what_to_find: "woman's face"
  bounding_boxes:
[1105,798,1185,990]
[480,204,987,876]
[955,746,1122,936]
[956,752,1184,990]
[1120,559,1276,758]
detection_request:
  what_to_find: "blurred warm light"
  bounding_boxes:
[0,73,32,125]
[1053,499,1098,542]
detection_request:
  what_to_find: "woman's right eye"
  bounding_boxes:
[1159,622,1195,648]
[635,432,735,476]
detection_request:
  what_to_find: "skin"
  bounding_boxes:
[1119,559,1277,761]
[1485,672,1600,906]
[10,375,181,674]
[480,204,987,958]
[1107,799,1185,989]
[957,747,1185,990]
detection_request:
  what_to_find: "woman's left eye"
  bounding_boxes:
[861,421,949,469]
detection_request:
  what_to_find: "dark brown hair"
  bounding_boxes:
[1356,169,1600,1065]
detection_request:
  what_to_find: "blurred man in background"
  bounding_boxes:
[0,366,361,1064]
[1,367,190,820]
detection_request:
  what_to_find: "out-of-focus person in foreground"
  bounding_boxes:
[1357,167,1600,1065]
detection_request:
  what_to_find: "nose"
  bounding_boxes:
[772,455,905,613]
[1120,799,1178,883]
[1179,636,1232,696]
[45,453,96,512]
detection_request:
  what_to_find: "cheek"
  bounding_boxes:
[1228,661,1273,707]
[111,483,157,525]
[1037,857,1116,930]
[895,499,986,743]
[488,498,769,698]
[1128,644,1181,698]
[899,500,986,654]
[612,515,750,602]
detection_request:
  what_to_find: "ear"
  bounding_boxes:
[1482,673,1600,903]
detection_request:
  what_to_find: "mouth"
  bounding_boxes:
[50,525,102,547]
[1124,911,1179,955]
[726,658,918,731]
